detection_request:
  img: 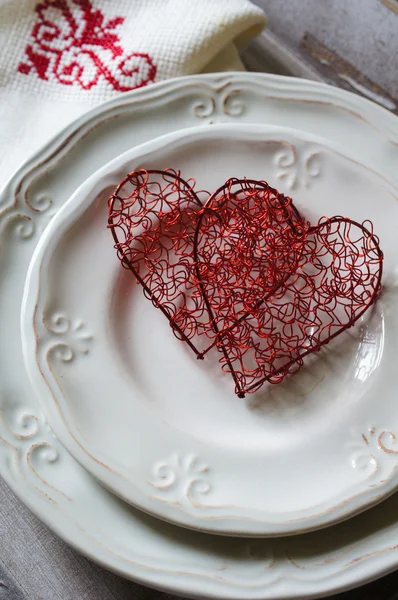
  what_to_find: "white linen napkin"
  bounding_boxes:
[0,0,265,184]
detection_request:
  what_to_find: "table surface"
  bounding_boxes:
[248,0,398,110]
[1,1,398,598]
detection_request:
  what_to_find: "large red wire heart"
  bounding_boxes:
[108,169,383,396]
[108,170,304,355]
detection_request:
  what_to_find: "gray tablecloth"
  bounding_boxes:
[2,0,398,598]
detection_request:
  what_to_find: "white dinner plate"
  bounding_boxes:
[22,122,398,537]
[2,73,398,598]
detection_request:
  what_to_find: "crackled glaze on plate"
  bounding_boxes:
[22,123,398,536]
[1,73,398,598]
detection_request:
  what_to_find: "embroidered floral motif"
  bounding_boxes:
[18,0,157,91]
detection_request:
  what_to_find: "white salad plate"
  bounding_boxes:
[22,122,398,537]
[1,73,398,598]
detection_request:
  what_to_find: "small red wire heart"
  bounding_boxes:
[195,204,383,395]
[108,169,383,397]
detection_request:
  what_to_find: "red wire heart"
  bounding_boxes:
[195,204,383,395]
[108,169,383,397]
[108,170,303,357]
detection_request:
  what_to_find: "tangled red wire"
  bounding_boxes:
[108,169,383,397]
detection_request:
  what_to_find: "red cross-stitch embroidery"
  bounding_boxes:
[18,0,157,91]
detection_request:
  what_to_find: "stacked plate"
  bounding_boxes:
[2,72,398,599]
